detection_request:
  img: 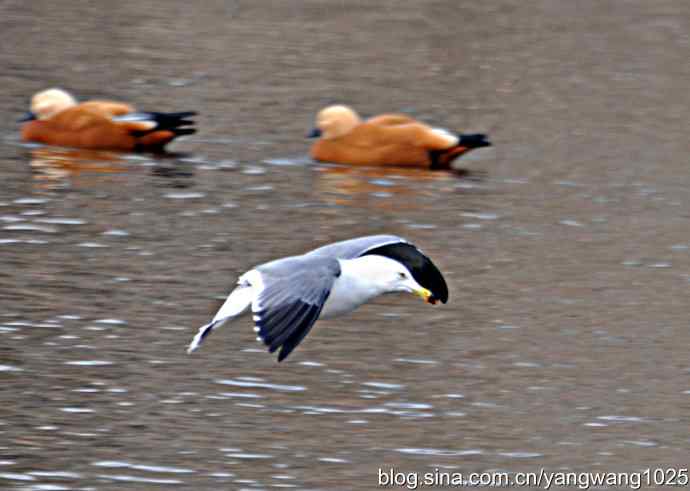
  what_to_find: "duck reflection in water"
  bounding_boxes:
[313,164,484,211]
[28,147,195,191]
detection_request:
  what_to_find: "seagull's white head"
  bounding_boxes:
[346,255,433,303]
[30,88,78,120]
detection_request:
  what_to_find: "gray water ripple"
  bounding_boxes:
[14,197,50,205]
[498,451,544,458]
[4,224,57,233]
[92,460,195,474]
[164,192,206,200]
[34,218,86,225]
[96,474,184,484]
[215,378,306,392]
[64,360,113,366]
[361,381,405,390]
[29,471,82,479]
[396,448,484,457]
[0,472,35,481]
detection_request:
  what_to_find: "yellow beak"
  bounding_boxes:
[415,287,433,303]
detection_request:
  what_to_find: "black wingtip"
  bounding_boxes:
[255,297,326,363]
[458,133,491,149]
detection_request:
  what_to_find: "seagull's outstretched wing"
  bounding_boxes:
[254,256,341,362]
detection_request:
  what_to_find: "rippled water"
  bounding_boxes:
[2,1,690,490]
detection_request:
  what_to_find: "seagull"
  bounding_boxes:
[187,235,448,362]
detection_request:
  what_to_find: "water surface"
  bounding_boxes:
[2,1,690,489]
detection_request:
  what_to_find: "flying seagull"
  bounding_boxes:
[187,235,448,362]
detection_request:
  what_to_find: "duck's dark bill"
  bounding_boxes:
[362,242,448,304]
[306,127,322,138]
[18,111,36,122]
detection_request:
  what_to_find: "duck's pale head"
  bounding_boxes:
[309,105,361,140]
[29,88,78,120]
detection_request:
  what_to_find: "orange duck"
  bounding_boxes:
[19,88,196,152]
[308,105,491,169]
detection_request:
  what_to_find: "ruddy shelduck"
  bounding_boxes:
[308,105,491,169]
[19,88,196,152]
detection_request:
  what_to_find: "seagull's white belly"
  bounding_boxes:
[320,268,378,319]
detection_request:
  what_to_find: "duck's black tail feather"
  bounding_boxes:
[429,132,491,169]
[147,111,197,135]
[126,111,198,152]
[120,111,197,136]
[169,127,197,137]
[457,133,491,149]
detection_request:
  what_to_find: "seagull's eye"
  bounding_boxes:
[398,272,407,279]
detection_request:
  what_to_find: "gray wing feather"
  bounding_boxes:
[306,234,407,260]
[254,256,341,361]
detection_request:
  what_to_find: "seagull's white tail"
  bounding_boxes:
[187,285,253,354]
